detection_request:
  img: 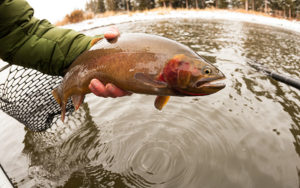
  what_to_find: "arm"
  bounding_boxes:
[0,0,94,76]
[0,0,130,97]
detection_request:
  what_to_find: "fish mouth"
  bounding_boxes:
[176,78,225,96]
[195,77,226,89]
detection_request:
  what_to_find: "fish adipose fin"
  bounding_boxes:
[134,73,167,88]
[71,95,85,110]
[155,96,170,110]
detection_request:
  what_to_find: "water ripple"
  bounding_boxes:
[83,93,240,187]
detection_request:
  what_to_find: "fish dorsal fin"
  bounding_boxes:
[71,94,85,110]
[134,73,167,88]
[90,36,104,47]
[155,96,170,110]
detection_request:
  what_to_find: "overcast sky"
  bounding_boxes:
[27,0,88,23]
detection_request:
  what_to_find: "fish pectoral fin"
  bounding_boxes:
[71,94,85,110]
[155,96,170,110]
[134,73,167,88]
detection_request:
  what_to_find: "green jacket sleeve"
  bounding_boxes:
[0,0,98,76]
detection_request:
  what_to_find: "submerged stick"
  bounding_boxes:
[0,164,14,188]
[247,60,300,90]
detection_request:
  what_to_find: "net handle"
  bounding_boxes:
[0,64,10,72]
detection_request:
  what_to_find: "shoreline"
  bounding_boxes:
[61,9,300,34]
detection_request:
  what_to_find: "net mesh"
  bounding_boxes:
[0,65,74,132]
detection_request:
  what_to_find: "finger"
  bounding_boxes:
[105,84,117,98]
[104,27,120,40]
[106,83,131,97]
[89,79,110,97]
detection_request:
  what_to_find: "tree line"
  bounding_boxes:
[85,0,300,19]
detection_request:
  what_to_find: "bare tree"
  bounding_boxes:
[125,0,129,11]
[201,0,205,8]
[264,0,268,13]
[195,0,199,9]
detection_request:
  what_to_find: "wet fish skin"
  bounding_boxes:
[52,33,225,122]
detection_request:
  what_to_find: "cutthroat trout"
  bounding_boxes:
[53,33,225,122]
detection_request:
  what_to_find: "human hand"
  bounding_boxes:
[104,26,120,40]
[89,79,131,98]
[89,27,130,98]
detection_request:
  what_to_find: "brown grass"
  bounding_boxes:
[55,7,299,26]
[56,9,95,26]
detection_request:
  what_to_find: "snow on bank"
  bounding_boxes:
[62,10,300,33]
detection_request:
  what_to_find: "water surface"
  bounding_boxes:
[0,19,300,187]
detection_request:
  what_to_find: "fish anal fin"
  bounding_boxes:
[71,94,85,110]
[134,73,167,88]
[155,96,170,110]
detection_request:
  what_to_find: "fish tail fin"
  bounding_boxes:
[61,101,66,122]
[52,87,66,122]
[52,88,62,106]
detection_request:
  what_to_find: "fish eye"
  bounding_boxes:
[203,67,212,75]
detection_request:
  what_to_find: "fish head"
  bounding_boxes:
[162,54,225,96]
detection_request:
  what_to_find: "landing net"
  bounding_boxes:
[0,65,74,131]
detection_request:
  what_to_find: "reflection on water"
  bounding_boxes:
[22,104,130,187]
[0,19,300,187]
